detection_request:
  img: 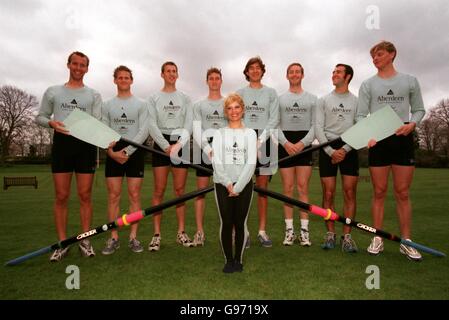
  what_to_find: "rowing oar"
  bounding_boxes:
[62,108,213,173]
[126,105,400,173]
[266,105,404,169]
[63,105,402,172]
[62,108,446,258]
[255,186,446,258]
[112,139,447,258]
[5,186,214,266]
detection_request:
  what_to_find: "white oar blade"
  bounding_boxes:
[341,105,403,149]
[63,109,121,149]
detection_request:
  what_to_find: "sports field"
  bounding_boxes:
[0,165,448,300]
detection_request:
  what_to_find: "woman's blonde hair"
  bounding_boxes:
[223,93,245,118]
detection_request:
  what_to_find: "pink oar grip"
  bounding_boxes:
[309,205,338,221]
[116,211,145,227]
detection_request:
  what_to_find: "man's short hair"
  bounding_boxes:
[206,67,222,80]
[286,62,304,76]
[370,40,397,61]
[243,56,266,81]
[336,63,354,84]
[161,61,178,73]
[67,51,89,67]
[113,65,133,80]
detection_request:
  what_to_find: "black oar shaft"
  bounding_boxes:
[124,137,444,257]
[59,185,214,249]
[254,186,445,256]
[6,186,214,266]
[269,138,341,168]
[120,138,212,174]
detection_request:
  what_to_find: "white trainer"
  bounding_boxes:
[283,229,296,246]
[148,235,161,252]
[367,236,384,255]
[400,240,423,261]
[299,228,312,247]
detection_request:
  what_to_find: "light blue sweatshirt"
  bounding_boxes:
[315,90,358,156]
[237,85,279,143]
[193,98,226,155]
[36,85,102,127]
[356,72,425,124]
[102,95,149,156]
[148,90,193,150]
[277,90,317,147]
[212,127,257,193]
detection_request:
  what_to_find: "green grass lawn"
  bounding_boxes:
[0,165,448,300]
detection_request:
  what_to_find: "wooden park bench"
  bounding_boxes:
[3,176,38,190]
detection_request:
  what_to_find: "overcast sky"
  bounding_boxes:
[1,0,448,112]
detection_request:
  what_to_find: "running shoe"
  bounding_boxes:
[101,238,120,255]
[321,232,336,250]
[367,236,384,255]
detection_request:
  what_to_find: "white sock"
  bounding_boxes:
[285,219,294,230]
[258,230,267,236]
[300,219,309,231]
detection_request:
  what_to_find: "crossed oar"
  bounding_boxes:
[5,107,445,265]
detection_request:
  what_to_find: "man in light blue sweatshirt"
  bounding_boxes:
[277,62,317,247]
[315,64,359,253]
[147,61,194,251]
[101,65,149,255]
[357,41,425,261]
[36,51,102,262]
[192,67,226,247]
[237,56,279,248]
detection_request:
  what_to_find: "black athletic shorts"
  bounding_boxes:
[255,129,274,176]
[105,140,145,178]
[278,131,313,168]
[51,132,96,174]
[369,132,415,167]
[319,139,359,177]
[152,134,189,168]
[196,137,213,177]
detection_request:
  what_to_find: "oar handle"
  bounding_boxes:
[254,186,446,258]
[120,138,213,175]
[266,137,342,169]
[5,186,215,266]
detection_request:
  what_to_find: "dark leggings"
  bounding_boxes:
[214,182,253,264]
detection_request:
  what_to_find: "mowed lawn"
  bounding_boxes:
[0,165,448,300]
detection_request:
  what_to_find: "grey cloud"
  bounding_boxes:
[0,0,447,108]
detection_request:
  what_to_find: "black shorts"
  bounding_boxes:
[369,133,415,167]
[196,159,213,177]
[51,132,96,174]
[105,140,145,178]
[278,131,313,168]
[255,129,274,176]
[152,134,189,168]
[319,140,359,177]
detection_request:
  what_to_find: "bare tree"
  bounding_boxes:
[0,85,38,164]
[418,98,449,157]
[24,121,52,157]
[431,99,449,157]
[418,117,442,152]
